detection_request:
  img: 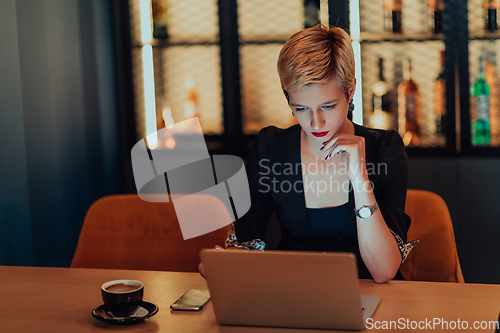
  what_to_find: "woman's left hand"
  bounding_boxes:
[321,134,367,181]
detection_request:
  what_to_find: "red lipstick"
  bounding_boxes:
[312,131,329,137]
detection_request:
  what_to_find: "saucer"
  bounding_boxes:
[92,301,158,325]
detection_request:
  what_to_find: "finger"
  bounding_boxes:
[323,145,336,160]
[326,142,355,160]
[321,133,356,149]
[330,145,352,158]
[325,147,344,160]
[198,262,206,279]
[324,149,333,160]
[324,135,355,148]
[321,134,346,150]
[320,136,340,151]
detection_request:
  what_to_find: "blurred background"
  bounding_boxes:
[1,0,499,283]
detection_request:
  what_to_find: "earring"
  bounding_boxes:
[348,100,354,112]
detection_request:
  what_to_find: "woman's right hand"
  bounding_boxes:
[198,262,206,279]
[198,245,225,279]
[198,245,246,279]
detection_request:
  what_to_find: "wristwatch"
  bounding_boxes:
[354,202,379,219]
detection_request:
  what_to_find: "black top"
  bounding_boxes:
[306,192,354,244]
[233,123,411,280]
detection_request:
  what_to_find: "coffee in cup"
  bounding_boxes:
[101,280,143,306]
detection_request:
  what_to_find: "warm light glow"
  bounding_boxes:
[349,0,360,40]
[352,41,363,125]
[140,0,153,43]
[373,81,388,97]
[166,137,176,149]
[349,0,362,125]
[402,131,413,146]
[320,0,329,27]
[147,131,158,150]
[139,0,156,148]
[183,75,198,120]
[162,106,175,127]
[142,45,157,146]
[371,110,391,129]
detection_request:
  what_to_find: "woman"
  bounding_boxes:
[218,25,415,283]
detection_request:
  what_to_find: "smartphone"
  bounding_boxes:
[170,289,211,311]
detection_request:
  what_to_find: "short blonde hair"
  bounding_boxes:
[277,24,355,100]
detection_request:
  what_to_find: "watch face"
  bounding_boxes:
[359,207,371,218]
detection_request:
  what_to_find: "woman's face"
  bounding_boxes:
[288,76,355,142]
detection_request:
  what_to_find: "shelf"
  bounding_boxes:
[359,32,444,43]
[132,39,288,48]
[405,146,456,157]
[239,40,288,45]
[132,39,219,48]
[469,31,500,40]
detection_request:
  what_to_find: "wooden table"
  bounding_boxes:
[1,266,500,332]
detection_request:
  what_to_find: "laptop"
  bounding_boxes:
[200,249,379,331]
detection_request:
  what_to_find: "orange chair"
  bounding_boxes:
[71,194,230,272]
[400,189,464,283]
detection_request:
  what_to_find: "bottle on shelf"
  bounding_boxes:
[484,0,500,32]
[162,106,175,128]
[434,51,446,136]
[385,0,402,33]
[472,57,491,145]
[183,75,201,133]
[152,0,169,39]
[161,106,176,149]
[397,56,421,146]
[304,0,321,29]
[428,0,444,34]
[371,58,393,130]
[485,61,498,146]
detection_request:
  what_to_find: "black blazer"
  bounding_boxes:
[233,123,412,279]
